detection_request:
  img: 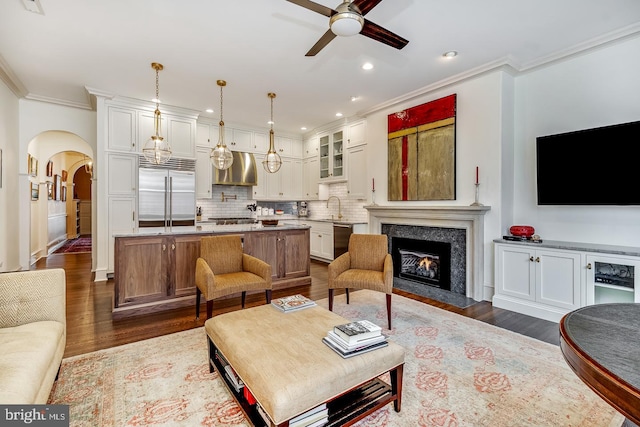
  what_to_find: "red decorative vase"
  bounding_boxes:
[509,225,535,237]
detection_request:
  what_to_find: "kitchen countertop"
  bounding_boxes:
[113,223,310,237]
[295,218,368,225]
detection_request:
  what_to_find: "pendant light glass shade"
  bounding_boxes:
[142,63,172,165]
[263,92,281,173]
[210,80,234,170]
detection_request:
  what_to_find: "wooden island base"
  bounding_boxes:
[112,226,310,318]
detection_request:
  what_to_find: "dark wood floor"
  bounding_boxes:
[34,252,560,358]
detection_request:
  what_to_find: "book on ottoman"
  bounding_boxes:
[271,294,316,312]
[333,319,382,344]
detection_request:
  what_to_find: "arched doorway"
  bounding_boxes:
[27,131,93,263]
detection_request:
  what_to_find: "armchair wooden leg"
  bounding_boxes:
[206,300,213,320]
[265,289,272,304]
[386,293,392,330]
[241,291,246,308]
[346,288,350,304]
[328,289,334,311]
[196,288,201,319]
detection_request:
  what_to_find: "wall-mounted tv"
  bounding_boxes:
[536,120,640,205]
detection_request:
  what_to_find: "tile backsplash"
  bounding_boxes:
[196,182,368,222]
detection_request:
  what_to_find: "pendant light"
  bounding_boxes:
[210,80,234,170]
[83,155,93,178]
[262,92,282,173]
[142,62,172,165]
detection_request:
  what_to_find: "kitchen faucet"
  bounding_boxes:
[326,196,343,220]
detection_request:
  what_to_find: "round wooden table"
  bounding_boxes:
[560,303,640,426]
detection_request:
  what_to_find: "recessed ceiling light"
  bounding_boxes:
[205,108,214,113]
[336,112,343,117]
[362,62,374,70]
[301,127,307,131]
[350,96,358,102]
[267,120,274,125]
[152,98,161,103]
[442,51,458,58]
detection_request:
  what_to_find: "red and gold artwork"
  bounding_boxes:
[388,94,456,201]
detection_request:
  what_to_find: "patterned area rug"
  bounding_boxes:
[48,291,624,427]
[53,237,92,254]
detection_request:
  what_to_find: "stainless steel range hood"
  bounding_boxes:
[213,151,258,186]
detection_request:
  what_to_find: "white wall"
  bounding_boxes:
[0,78,20,271]
[513,35,640,247]
[361,69,512,292]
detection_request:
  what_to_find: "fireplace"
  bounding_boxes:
[392,237,451,290]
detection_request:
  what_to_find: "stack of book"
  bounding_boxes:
[271,294,317,313]
[215,349,244,393]
[256,402,327,427]
[322,320,388,358]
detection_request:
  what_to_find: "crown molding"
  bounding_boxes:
[24,93,92,110]
[0,53,27,98]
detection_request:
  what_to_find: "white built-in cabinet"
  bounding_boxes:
[301,220,334,261]
[346,143,367,200]
[494,240,640,322]
[303,156,320,200]
[195,147,212,199]
[347,120,365,147]
[319,128,345,181]
[108,106,137,151]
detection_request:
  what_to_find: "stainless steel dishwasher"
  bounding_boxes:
[333,223,353,259]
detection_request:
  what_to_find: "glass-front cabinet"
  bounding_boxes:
[319,128,344,181]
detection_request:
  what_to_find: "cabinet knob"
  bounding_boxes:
[171,244,175,250]
[162,244,166,251]
[529,256,534,262]
[587,263,592,269]
[536,257,540,263]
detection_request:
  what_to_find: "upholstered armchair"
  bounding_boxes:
[195,235,272,320]
[328,234,393,329]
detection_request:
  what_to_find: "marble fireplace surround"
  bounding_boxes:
[365,205,491,301]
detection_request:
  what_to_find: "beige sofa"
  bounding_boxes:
[0,269,66,403]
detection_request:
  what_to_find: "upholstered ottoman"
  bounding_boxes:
[204,304,405,426]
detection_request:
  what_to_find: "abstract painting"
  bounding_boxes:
[388,94,456,201]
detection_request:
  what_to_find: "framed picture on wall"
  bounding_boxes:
[53,174,61,200]
[29,156,38,177]
[61,170,68,181]
[46,160,53,177]
[31,182,39,200]
[47,181,53,200]
[61,185,67,202]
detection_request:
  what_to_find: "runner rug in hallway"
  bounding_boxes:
[53,236,91,254]
[48,290,624,427]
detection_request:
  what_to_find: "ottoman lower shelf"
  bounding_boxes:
[208,335,402,427]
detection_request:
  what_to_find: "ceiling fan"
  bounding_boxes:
[286,0,409,56]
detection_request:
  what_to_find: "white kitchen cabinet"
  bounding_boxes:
[252,131,269,154]
[228,128,252,152]
[346,144,367,200]
[585,253,640,304]
[301,220,334,261]
[137,109,166,155]
[195,147,212,199]
[319,127,345,181]
[303,136,319,158]
[252,165,268,200]
[494,243,582,322]
[196,122,213,147]
[108,106,137,152]
[167,115,196,158]
[303,156,320,200]
[258,158,303,200]
[347,120,365,147]
[275,136,303,159]
[107,153,137,196]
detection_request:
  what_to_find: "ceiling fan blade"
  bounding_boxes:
[286,0,335,17]
[305,29,338,56]
[351,0,384,16]
[361,19,409,50]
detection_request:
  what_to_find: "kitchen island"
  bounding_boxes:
[113,223,311,318]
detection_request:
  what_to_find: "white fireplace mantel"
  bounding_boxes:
[365,205,491,301]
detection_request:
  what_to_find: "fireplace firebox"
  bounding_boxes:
[391,237,451,291]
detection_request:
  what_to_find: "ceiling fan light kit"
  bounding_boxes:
[287,0,408,56]
[142,62,172,165]
[329,3,364,36]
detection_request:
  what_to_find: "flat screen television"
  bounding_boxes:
[536,120,640,205]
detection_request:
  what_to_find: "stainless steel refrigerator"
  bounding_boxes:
[138,157,196,228]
